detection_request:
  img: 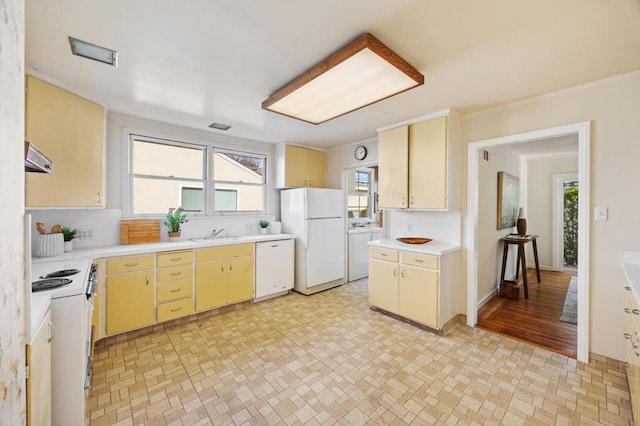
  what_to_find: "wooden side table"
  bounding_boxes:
[499,235,541,299]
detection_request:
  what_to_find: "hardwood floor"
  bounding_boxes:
[477,269,578,358]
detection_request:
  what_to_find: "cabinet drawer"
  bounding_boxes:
[157,298,194,322]
[369,246,398,262]
[157,279,193,303]
[196,244,254,262]
[401,252,438,270]
[157,250,193,268]
[157,264,193,283]
[107,255,154,274]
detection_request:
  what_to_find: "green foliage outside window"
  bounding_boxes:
[564,184,579,267]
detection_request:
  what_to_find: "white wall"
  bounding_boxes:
[476,145,521,306]
[326,138,378,189]
[463,71,640,361]
[0,0,27,422]
[524,154,578,269]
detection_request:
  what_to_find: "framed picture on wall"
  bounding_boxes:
[497,171,519,230]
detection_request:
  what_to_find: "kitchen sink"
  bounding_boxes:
[190,235,243,244]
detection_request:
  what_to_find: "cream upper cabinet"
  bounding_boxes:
[27,310,52,426]
[378,112,458,210]
[25,76,105,208]
[275,144,326,188]
[409,117,447,209]
[378,126,409,208]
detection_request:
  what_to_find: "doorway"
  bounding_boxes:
[466,122,591,362]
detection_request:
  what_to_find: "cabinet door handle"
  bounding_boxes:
[410,196,415,206]
[221,265,224,272]
[169,288,181,293]
[125,262,138,267]
[401,196,406,207]
[146,274,149,285]
[625,333,633,340]
[229,263,233,271]
[170,307,182,312]
[625,308,640,315]
[626,286,632,291]
[170,272,182,277]
[401,269,406,278]
[392,268,397,277]
[48,321,55,343]
[170,257,182,262]
[97,192,102,204]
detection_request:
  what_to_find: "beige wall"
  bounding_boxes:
[477,145,521,305]
[326,138,378,189]
[463,71,640,361]
[0,0,27,423]
[524,154,578,269]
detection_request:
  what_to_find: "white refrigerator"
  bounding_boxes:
[280,188,345,295]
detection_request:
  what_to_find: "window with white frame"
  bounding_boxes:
[347,169,373,220]
[129,136,266,215]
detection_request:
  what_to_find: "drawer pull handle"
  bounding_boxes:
[170,272,182,276]
[380,253,388,257]
[625,333,633,340]
[628,308,640,315]
[414,259,424,263]
[125,262,138,267]
[626,286,632,291]
[625,308,632,313]
[170,257,182,262]
[169,288,181,293]
[170,307,182,312]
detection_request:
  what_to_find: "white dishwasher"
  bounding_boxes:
[255,238,294,302]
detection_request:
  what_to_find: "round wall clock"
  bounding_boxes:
[354,145,367,161]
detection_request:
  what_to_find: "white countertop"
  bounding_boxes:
[622,250,640,303]
[368,238,460,256]
[347,227,384,235]
[30,292,51,344]
[32,233,296,263]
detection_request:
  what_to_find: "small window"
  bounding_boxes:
[181,187,204,212]
[347,170,373,219]
[131,138,205,215]
[213,151,266,212]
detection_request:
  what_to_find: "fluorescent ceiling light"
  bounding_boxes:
[262,33,424,125]
[68,36,118,67]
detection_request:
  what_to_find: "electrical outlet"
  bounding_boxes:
[78,228,94,240]
[407,224,413,232]
[246,223,253,231]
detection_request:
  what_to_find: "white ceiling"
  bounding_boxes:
[25,0,640,148]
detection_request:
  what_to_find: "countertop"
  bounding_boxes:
[347,227,384,235]
[32,233,296,263]
[622,250,640,303]
[368,238,460,256]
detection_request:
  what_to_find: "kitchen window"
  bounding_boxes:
[347,169,373,220]
[129,136,266,215]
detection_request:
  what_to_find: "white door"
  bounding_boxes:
[306,218,345,287]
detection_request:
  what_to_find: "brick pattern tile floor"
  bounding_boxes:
[87,280,633,425]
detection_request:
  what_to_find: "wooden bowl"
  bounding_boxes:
[396,237,432,244]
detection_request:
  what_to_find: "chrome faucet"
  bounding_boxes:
[211,228,225,238]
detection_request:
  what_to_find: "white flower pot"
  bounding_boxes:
[64,240,74,252]
[260,228,267,234]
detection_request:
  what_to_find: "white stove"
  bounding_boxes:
[31,257,95,426]
[31,258,91,299]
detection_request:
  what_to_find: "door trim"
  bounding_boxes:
[466,121,590,362]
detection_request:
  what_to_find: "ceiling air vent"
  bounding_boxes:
[209,122,231,131]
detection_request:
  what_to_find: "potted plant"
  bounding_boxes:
[61,227,78,252]
[259,220,269,234]
[164,207,188,241]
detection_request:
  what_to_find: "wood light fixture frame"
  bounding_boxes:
[262,33,424,125]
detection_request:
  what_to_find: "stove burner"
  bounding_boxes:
[32,278,73,292]
[39,269,80,279]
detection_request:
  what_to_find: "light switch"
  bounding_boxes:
[594,206,608,221]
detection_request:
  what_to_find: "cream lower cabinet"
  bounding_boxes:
[106,255,155,335]
[195,244,255,311]
[369,245,458,331]
[156,250,194,322]
[27,310,52,426]
[624,285,640,425]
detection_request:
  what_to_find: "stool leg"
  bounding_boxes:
[500,242,509,283]
[532,239,541,283]
[515,244,520,280]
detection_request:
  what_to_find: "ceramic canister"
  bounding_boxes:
[35,233,64,257]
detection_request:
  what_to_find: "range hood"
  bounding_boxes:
[25,141,52,173]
